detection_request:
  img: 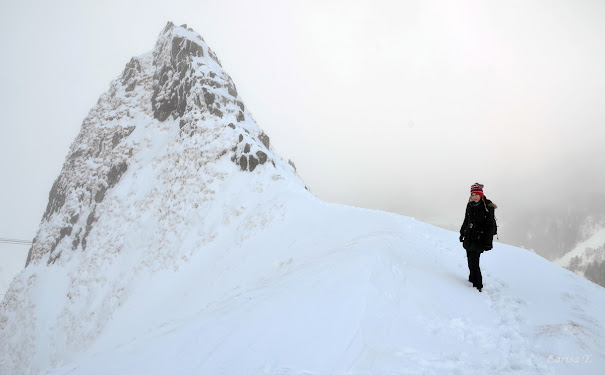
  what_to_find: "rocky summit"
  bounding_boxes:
[26,22,301,268]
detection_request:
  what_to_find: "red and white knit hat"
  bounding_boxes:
[470,183,484,197]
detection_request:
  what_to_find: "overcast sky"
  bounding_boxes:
[1,0,605,262]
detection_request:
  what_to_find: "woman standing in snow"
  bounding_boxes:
[459,183,497,292]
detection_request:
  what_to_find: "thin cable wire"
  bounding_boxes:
[0,238,33,246]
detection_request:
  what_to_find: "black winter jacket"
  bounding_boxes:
[460,198,497,253]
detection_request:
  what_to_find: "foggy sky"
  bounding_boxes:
[1,0,605,261]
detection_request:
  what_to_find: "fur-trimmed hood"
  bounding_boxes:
[468,197,497,209]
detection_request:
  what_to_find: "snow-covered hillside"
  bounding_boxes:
[503,199,605,289]
[1,23,605,375]
[557,225,605,287]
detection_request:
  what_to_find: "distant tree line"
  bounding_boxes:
[584,259,605,287]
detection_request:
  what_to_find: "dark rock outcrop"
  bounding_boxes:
[43,177,66,221]
[108,162,128,187]
[122,58,142,92]
[259,133,270,149]
[151,34,205,121]
[239,156,248,171]
[256,151,267,164]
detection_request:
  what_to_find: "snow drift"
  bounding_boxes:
[1,23,604,375]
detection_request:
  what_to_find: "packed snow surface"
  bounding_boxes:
[7,191,605,375]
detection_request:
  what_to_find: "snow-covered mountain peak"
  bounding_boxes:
[4,24,308,371]
[23,22,303,270]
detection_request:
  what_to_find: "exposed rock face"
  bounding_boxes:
[259,133,270,149]
[122,58,142,92]
[151,35,203,121]
[150,24,240,126]
[30,120,135,266]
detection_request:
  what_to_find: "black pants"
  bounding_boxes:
[466,250,483,289]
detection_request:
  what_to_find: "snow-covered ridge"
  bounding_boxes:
[1,22,605,375]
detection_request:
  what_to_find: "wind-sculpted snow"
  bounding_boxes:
[32,202,605,375]
[2,22,605,375]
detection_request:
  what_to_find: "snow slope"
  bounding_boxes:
[556,226,605,273]
[556,225,605,288]
[45,199,605,375]
[1,22,605,375]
